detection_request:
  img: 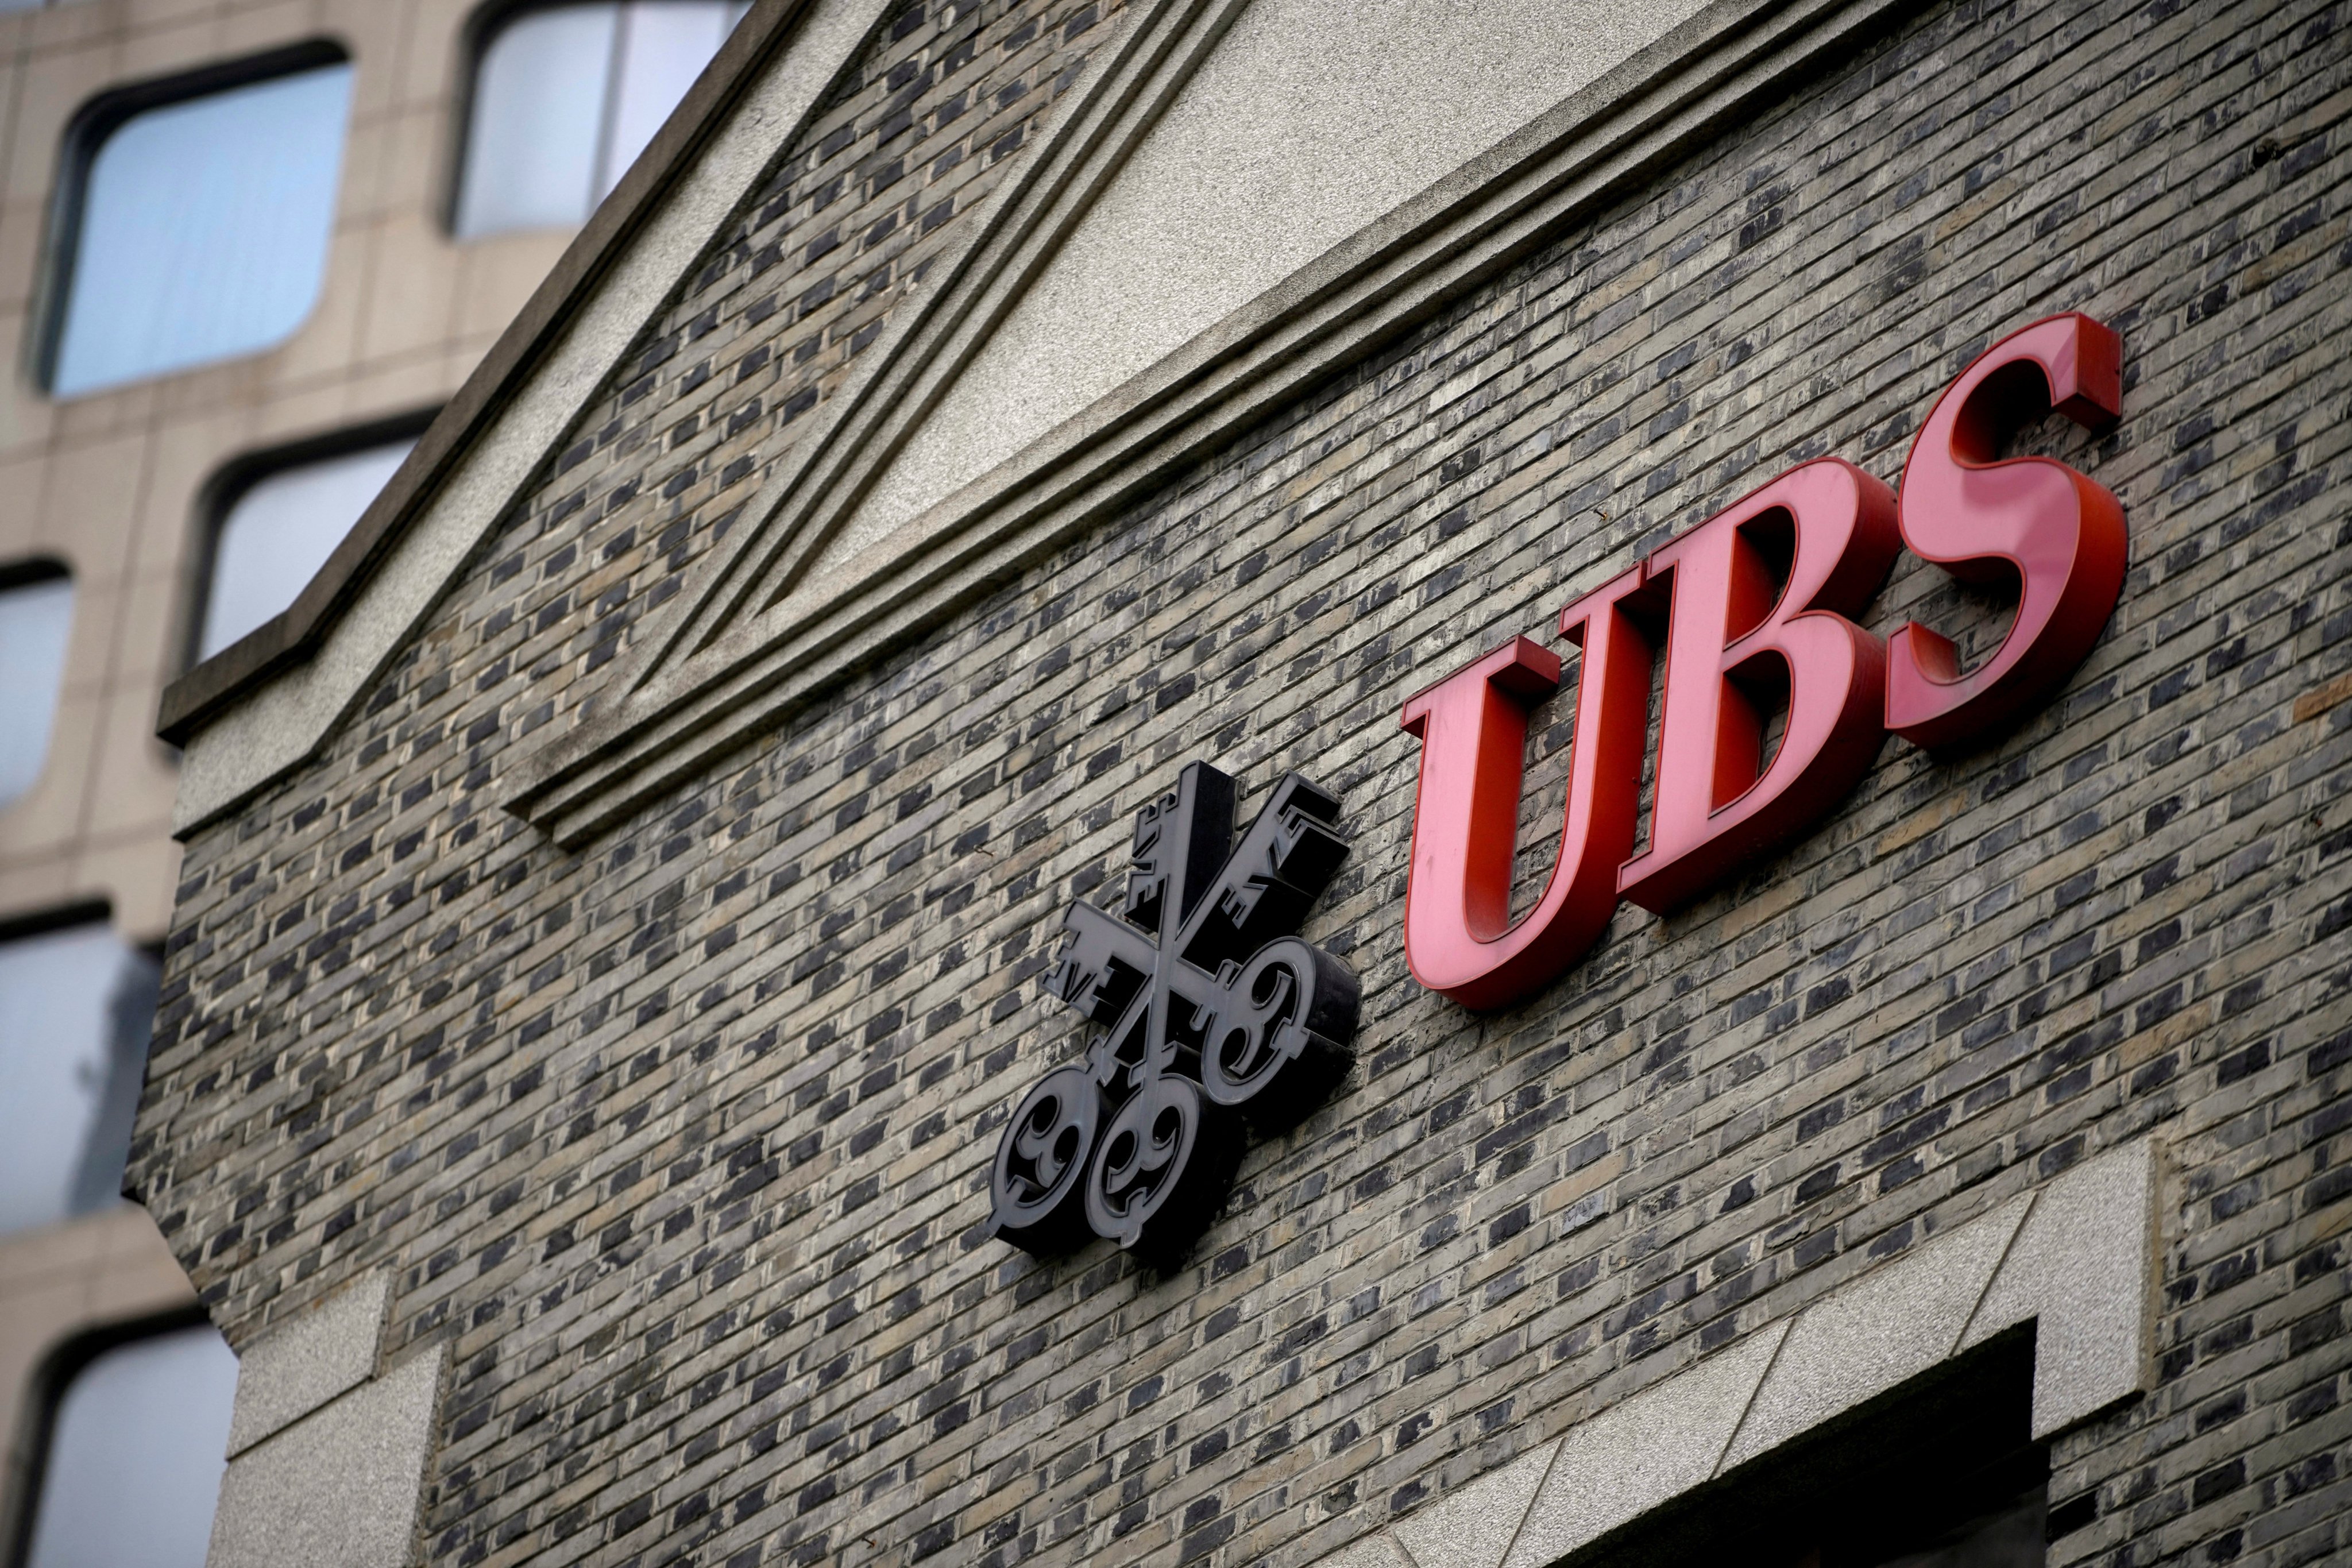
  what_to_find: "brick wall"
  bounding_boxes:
[134,1,2352,1566]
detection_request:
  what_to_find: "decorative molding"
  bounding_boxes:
[508,0,1257,839]
[507,0,1928,847]
[162,0,898,831]
[618,0,1254,688]
[1318,1137,2160,1568]
[159,0,1930,844]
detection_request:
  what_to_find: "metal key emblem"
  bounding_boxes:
[986,763,1359,1268]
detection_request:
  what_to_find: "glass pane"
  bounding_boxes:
[52,64,353,397]
[0,924,162,1235]
[1873,1487,2046,1567]
[598,2,738,200]
[0,575,72,809]
[25,1326,238,1568]
[455,4,617,238]
[199,439,415,661]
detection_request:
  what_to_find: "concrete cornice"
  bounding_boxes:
[1324,1138,2161,1568]
[504,0,1924,847]
[160,0,897,824]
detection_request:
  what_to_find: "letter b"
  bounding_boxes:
[1617,458,1899,914]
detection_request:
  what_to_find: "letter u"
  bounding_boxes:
[1397,570,1651,1010]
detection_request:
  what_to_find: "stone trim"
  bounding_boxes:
[207,1272,447,1568]
[222,1270,389,1457]
[614,0,1255,688]
[156,0,819,744]
[1322,1139,2159,1568]
[505,0,1925,847]
[162,0,896,829]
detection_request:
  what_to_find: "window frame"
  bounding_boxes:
[0,557,68,594]
[30,38,353,397]
[447,0,592,238]
[0,1307,222,1568]
[445,0,747,240]
[0,562,75,813]
[0,901,167,1242]
[184,408,438,676]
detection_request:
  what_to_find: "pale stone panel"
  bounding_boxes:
[1717,1192,2031,1470]
[1389,1438,1558,1568]
[829,0,1713,566]
[1964,1138,2160,1438]
[1323,1535,1418,1568]
[223,1271,389,1458]
[1499,1321,1787,1568]
[207,1345,444,1568]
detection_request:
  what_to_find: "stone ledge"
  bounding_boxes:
[1327,1138,2159,1568]
[505,0,1926,846]
[223,1270,389,1458]
[208,1344,446,1568]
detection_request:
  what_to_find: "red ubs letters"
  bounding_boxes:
[1399,314,2127,1011]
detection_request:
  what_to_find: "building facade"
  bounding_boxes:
[0,0,750,1560]
[139,1,2350,1567]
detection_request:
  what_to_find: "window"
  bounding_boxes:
[1857,1486,2045,1568]
[0,565,71,811]
[22,1322,238,1568]
[1598,1331,2049,1568]
[454,1,750,238]
[47,52,353,397]
[196,437,418,662]
[0,920,163,1236]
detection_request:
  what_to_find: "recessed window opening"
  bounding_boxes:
[0,561,72,811]
[44,47,354,397]
[18,1318,238,1568]
[195,427,426,664]
[454,1,750,239]
[1579,1328,2049,1568]
[0,913,164,1237]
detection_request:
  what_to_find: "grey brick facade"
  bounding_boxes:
[136,1,2351,1567]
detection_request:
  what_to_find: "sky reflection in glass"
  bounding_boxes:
[200,439,415,661]
[0,573,72,809]
[0,922,162,1235]
[456,1,746,240]
[25,1326,238,1568]
[52,63,352,397]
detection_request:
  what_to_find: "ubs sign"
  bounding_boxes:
[987,314,2125,1264]
[1400,313,2127,1007]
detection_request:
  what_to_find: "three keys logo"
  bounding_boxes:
[986,763,1360,1269]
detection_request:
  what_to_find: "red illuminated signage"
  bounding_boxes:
[1400,314,2127,1010]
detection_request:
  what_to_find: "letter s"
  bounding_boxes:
[1887,313,2127,750]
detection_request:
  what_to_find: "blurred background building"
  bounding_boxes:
[0,1,745,1560]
